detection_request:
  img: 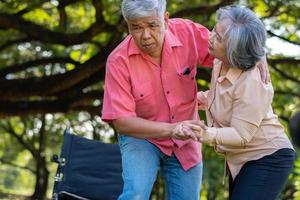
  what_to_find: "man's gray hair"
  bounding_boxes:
[217,5,266,70]
[121,0,166,21]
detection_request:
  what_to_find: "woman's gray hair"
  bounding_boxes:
[217,5,267,70]
[121,0,166,21]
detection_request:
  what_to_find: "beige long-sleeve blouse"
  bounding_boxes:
[205,59,293,180]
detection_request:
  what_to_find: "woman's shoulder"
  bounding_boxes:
[240,67,261,81]
[235,67,274,96]
[239,67,270,86]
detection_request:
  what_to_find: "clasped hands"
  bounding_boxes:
[171,120,210,143]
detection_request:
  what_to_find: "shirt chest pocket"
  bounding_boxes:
[176,67,197,103]
[132,82,157,119]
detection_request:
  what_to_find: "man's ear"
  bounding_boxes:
[164,12,169,29]
[126,22,132,34]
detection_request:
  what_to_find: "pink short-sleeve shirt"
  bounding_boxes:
[102,18,214,170]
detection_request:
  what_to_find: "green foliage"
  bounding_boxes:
[64,1,96,32]
[0,165,35,195]
[23,6,59,29]
[102,0,122,24]
[201,145,228,200]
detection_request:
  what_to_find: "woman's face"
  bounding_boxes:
[208,20,228,62]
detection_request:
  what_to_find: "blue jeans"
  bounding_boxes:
[118,135,203,200]
[229,148,295,200]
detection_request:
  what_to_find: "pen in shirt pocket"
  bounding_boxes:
[181,67,191,75]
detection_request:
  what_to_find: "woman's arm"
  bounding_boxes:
[199,120,258,147]
[199,78,273,147]
[197,90,209,110]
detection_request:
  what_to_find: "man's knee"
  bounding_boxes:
[119,180,154,200]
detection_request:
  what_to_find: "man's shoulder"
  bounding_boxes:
[107,36,131,65]
[167,18,210,48]
[169,18,194,25]
[168,18,207,31]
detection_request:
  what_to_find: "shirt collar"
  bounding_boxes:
[165,30,183,47]
[225,67,243,84]
[216,60,243,84]
[128,29,182,56]
[128,36,140,56]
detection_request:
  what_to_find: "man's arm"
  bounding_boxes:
[256,55,270,83]
[113,117,203,140]
[197,77,273,146]
[113,117,173,138]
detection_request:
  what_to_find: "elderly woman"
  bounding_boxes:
[197,5,295,200]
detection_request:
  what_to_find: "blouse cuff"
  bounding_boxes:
[205,127,217,145]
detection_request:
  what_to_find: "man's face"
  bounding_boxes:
[127,12,168,58]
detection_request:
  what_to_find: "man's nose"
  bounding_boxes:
[141,28,151,39]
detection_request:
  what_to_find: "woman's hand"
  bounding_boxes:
[197,126,217,145]
[197,91,208,110]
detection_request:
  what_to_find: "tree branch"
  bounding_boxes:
[267,30,300,46]
[0,122,38,158]
[50,30,122,97]
[0,90,103,117]
[0,37,31,52]
[0,57,80,78]
[15,0,50,16]
[0,52,106,99]
[269,57,300,65]
[260,1,284,19]
[171,0,236,18]
[59,0,85,7]
[58,4,68,31]
[38,115,46,161]
[270,64,300,84]
[52,68,105,98]
[15,0,85,16]
[92,0,104,24]
[0,158,36,173]
[0,12,116,45]
[275,90,300,98]
[278,115,289,123]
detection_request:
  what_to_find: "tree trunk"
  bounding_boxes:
[31,115,49,200]
[31,157,49,200]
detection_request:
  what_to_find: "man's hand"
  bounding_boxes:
[171,120,207,141]
[256,55,270,84]
[171,123,191,140]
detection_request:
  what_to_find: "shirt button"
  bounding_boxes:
[166,91,170,94]
[140,94,144,97]
[171,116,175,119]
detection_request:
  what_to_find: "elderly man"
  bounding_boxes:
[102,0,267,199]
[102,0,210,199]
